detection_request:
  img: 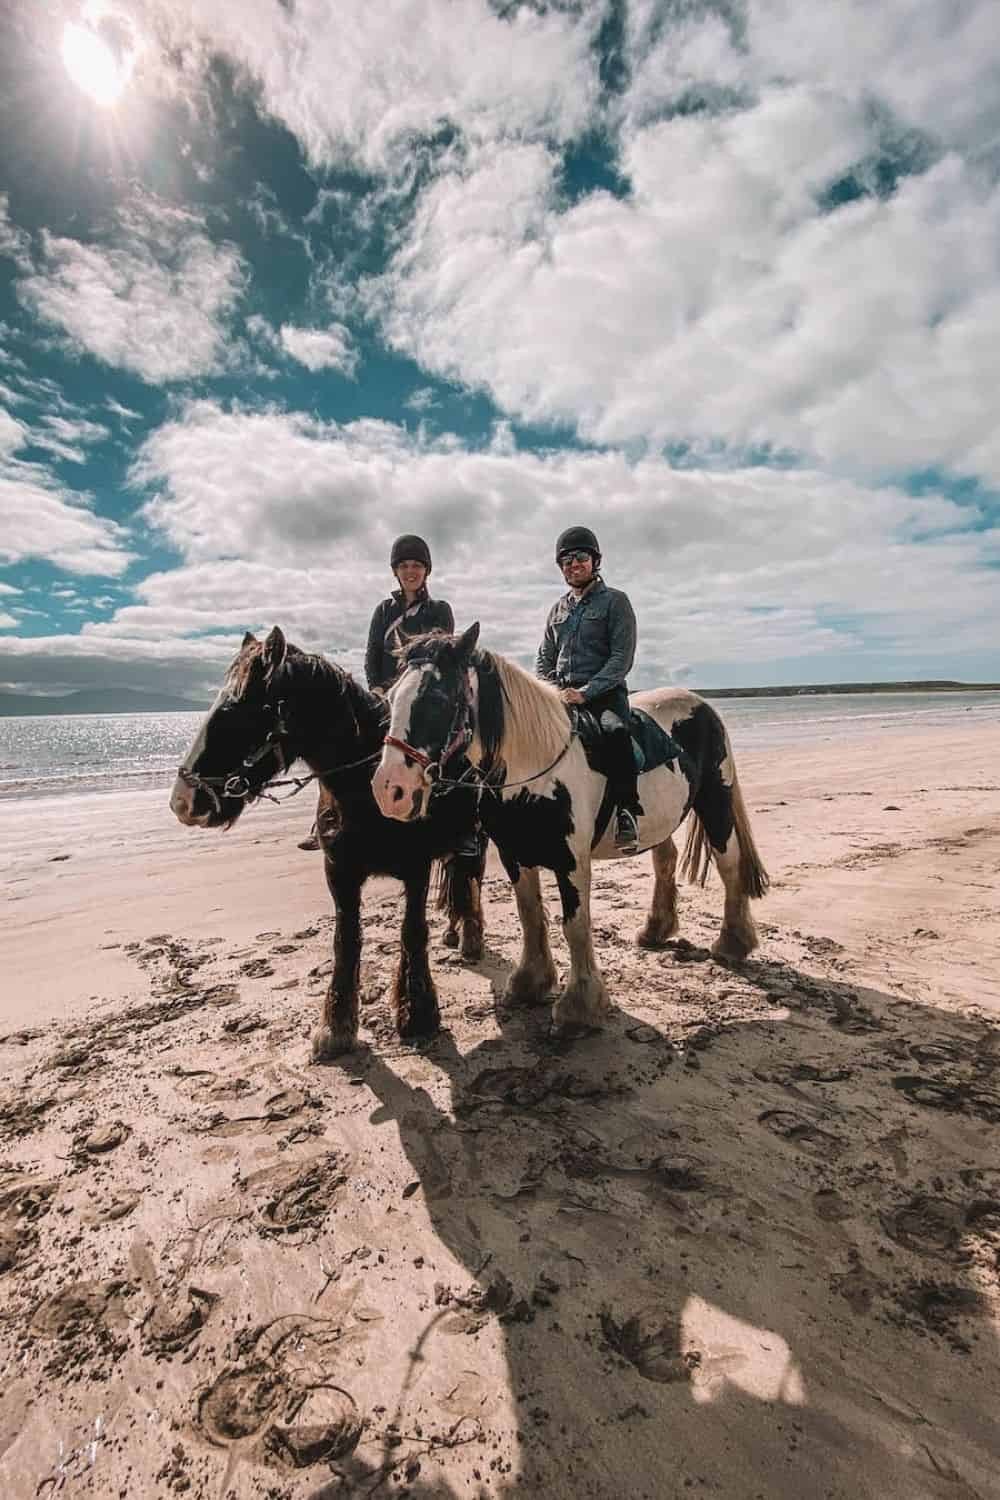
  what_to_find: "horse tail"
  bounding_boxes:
[679,715,769,900]
[729,769,770,899]
[679,808,713,888]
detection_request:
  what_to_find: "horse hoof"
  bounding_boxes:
[711,930,756,962]
[442,928,460,949]
[311,1024,357,1061]
[504,967,557,1008]
[460,938,484,963]
[552,978,610,1030]
[635,926,671,950]
[397,1010,441,1042]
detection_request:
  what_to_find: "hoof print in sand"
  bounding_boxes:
[249,1152,349,1237]
[600,1308,699,1384]
[265,1386,363,1467]
[882,1196,964,1259]
[199,1365,286,1445]
[758,1109,841,1154]
[199,1367,362,1469]
[143,1286,219,1355]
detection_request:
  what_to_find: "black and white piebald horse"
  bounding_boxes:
[170,628,486,1058]
[372,625,769,1032]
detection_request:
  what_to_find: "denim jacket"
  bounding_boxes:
[536,578,637,701]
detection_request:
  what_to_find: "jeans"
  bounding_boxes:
[582,686,641,816]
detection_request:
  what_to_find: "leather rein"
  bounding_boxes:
[176,697,389,816]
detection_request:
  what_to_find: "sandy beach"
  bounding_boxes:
[2,722,999,1499]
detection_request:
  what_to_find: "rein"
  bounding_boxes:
[177,697,390,814]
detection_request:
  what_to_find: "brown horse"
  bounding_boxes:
[170,628,486,1057]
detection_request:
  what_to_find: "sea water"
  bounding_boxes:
[1,692,999,801]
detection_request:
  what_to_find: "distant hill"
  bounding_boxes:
[698,680,1000,698]
[0,688,208,717]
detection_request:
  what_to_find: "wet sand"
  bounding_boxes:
[1,724,999,1498]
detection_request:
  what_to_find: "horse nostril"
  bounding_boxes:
[391,785,405,803]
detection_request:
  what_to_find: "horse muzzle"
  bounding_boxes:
[371,762,426,821]
[169,774,240,829]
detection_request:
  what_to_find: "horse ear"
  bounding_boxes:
[456,621,480,658]
[241,631,257,649]
[262,626,287,676]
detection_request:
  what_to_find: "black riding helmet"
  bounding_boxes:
[390,534,432,572]
[555,525,601,566]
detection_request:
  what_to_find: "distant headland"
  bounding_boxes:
[697,680,1000,699]
[0,688,209,717]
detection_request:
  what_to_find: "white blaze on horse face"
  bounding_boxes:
[372,665,431,820]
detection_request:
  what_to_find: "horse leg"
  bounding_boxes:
[552,858,610,1030]
[636,835,679,949]
[313,869,364,1060]
[394,866,441,1040]
[505,866,558,1005]
[711,832,759,960]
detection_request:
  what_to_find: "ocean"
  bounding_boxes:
[1,691,999,801]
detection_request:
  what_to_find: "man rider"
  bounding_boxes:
[298,534,454,850]
[536,526,641,850]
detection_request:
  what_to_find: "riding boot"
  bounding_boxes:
[599,712,642,849]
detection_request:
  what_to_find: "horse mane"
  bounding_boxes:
[476,650,567,777]
[225,639,348,703]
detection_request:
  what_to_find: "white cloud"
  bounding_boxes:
[0,406,134,576]
[279,324,358,376]
[0,194,32,272]
[369,101,1000,485]
[137,0,600,176]
[121,401,1000,683]
[17,196,246,383]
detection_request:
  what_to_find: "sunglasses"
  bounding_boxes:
[559,550,594,565]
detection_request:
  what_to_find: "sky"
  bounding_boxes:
[1,0,999,701]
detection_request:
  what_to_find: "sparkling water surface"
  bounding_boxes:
[1,692,998,801]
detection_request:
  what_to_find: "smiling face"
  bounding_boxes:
[559,549,597,590]
[394,559,428,596]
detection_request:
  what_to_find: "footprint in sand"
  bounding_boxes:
[758,1108,843,1154]
[882,1195,964,1258]
[241,1151,350,1237]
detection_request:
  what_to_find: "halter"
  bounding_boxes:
[177,696,391,815]
[384,667,476,783]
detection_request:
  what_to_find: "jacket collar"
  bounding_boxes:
[391,585,430,607]
[566,576,605,605]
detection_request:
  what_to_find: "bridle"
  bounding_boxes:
[177,695,391,816]
[383,666,476,783]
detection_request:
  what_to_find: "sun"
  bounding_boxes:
[61,21,128,107]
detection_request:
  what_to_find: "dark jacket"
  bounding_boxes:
[364,587,454,692]
[536,578,636,701]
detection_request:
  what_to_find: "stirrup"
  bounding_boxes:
[614,807,639,849]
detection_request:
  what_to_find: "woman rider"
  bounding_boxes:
[298,535,454,849]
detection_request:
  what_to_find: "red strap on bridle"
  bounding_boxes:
[383,734,435,770]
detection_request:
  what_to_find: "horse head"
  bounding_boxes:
[372,622,481,821]
[170,626,299,828]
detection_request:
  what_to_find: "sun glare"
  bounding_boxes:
[61,21,127,107]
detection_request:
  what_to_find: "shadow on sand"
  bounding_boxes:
[317,945,1000,1499]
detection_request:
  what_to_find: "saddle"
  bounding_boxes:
[571,704,682,778]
